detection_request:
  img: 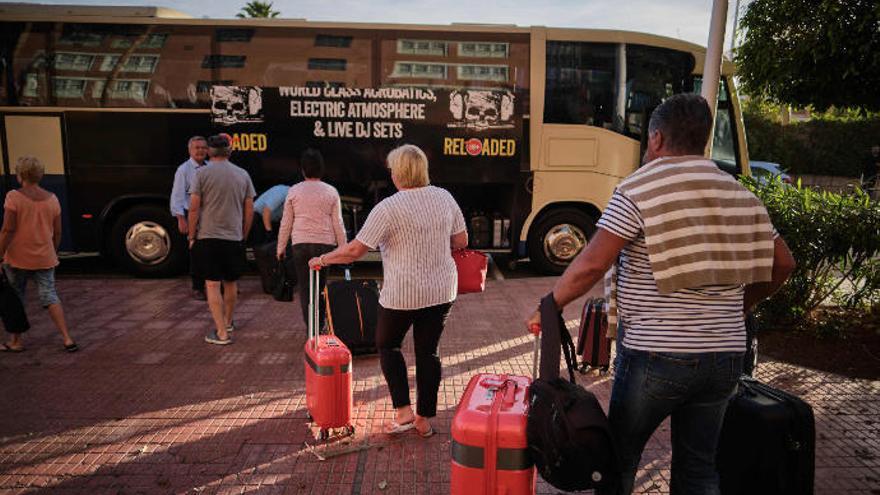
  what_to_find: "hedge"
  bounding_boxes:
[743,110,880,178]
[742,177,880,328]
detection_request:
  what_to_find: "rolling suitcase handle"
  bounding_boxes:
[309,267,321,352]
[532,332,540,379]
[529,323,541,379]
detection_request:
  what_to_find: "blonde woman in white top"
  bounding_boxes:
[309,144,468,438]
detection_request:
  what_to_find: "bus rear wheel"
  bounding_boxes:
[528,208,596,275]
[109,205,186,277]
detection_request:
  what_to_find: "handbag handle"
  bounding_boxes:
[538,292,577,383]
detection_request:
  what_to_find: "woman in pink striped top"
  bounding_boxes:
[276,149,346,329]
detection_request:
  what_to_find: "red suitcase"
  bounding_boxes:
[575,298,611,373]
[304,268,354,440]
[451,339,538,495]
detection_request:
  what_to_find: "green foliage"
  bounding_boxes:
[742,177,880,328]
[236,1,280,18]
[735,0,880,112]
[742,100,880,177]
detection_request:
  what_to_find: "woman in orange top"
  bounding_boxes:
[0,156,76,352]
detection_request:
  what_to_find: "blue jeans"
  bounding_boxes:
[3,265,61,308]
[608,345,743,495]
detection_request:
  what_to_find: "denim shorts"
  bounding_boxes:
[3,265,61,308]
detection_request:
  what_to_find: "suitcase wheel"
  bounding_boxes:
[578,363,590,374]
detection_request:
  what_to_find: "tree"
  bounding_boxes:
[735,0,880,112]
[236,1,280,18]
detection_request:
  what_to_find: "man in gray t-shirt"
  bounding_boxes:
[188,135,256,346]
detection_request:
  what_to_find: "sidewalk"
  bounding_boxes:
[0,276,877,494]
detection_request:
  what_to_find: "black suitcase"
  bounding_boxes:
[575,298,611,373]
[254,242,294,295]
[717,375,815,495]
[323,269,378,355]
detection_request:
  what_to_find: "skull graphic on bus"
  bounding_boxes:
[211,86,264,126]
[448,90,515,130]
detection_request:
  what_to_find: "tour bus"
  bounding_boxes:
[0,4,749,276]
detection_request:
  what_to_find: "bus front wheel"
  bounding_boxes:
[109,205,187,277]
[528,208,596,275]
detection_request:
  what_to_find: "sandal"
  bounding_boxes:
[416,424,435,438]
[64,343,79,353]
[1,343,24,353]
[384,420,415,435]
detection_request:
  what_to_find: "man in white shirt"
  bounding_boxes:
[170,136,208,300]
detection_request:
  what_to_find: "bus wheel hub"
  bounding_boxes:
[543,224,586,264]
[125,221,171,265]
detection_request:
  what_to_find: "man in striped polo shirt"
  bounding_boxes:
[527,94,796,494]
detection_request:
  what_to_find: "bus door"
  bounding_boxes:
[0,113,74,251]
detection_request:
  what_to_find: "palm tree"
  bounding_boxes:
[236,1,280,18]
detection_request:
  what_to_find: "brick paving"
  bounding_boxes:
[0,275,877,494]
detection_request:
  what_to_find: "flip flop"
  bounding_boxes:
[64,343,79,353]
[384,421,415,435]
[416,425,435,438]
[0,343,24,353]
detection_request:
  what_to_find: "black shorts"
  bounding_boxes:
[192,239,247,282]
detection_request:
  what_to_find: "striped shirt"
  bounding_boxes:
[356,186,466,310]
[617,156,774,292]
[598,161,778,353]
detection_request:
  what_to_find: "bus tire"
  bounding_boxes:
[527,208,596,275]
[109,205,186,277]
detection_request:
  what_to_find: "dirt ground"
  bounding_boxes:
[760,312,880,379]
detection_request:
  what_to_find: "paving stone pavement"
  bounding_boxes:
[0,275,877,494]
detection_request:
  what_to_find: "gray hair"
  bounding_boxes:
[15,156,45,184]
[208,146,230,158]
[188,135,207,146]
[647,94,713,155]
[387,144,430,188]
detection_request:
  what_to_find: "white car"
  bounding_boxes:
[750,161,793,185]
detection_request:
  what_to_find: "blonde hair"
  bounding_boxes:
[15,156,45,184]
[387,144,430,188]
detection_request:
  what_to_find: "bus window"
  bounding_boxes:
[694,77,739,174]
[623,45,695,143]
[379,32,529,93]
[1,22,50,107]
[183,26,374,106]
[710,79,737,166]
[543,41,616,128]
[2,23,380,109]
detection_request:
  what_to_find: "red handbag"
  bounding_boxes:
[453,249,489,294]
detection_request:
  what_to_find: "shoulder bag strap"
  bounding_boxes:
[538,292,577,382]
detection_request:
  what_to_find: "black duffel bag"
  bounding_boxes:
[526,293,619,492]
[271,259,295,302]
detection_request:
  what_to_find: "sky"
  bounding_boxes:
[10,0,745,49]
